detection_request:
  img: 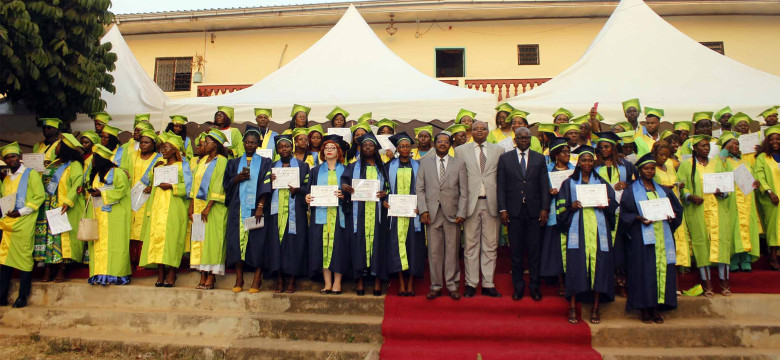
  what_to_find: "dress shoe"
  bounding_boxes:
[12,297,27,308]
[426,290,441,300]
[482,287,502,298]
[449,291,461,300]
[512,291,524,301]
[463,286,476,298]
[530,289,543,301]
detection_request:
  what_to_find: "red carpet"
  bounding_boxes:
[677,257,780,294]
[380,248,601,360]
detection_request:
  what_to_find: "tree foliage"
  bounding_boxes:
[0,0,117,122]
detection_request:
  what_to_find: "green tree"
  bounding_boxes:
[0,0,117,123]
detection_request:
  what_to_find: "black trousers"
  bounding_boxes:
[0,265,32,303]
[508,210,542,294]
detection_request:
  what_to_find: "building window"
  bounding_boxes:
[700,41,724,55]
[154,57,193,92]
[435,48,464,77]
[517,44,540,65]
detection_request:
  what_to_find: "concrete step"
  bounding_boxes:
[590,317,780,348]
[0,327,380,360]
[0,305,383,344]
[583,294,780,321]
[598,346,780,360]
[10,281,384,316]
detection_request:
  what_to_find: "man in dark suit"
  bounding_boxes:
[497,127,550,301]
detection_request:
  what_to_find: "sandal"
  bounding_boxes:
[274,281,284,294]
[653,314,664,324]
[202,283,215,290]
[703,288,714,298]
[769,259,780,271]
[720,281,732,297]
[568,308,578,324]
[320,289,332,295]
[590,308,601,324]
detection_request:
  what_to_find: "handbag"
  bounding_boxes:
[77,195,99,242]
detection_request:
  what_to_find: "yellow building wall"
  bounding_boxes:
[122,15,780,98]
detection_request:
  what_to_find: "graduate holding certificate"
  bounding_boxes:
[306,135,349,294]
[556,145,618,325]
[540,137,574,295]
[619,153,683,324]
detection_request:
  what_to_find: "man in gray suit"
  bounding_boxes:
[417,132,468,300]
[454,121,503,298]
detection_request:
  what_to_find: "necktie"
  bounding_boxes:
[439,158,446,186]
[520,151,527,176]
[479,144,486,173]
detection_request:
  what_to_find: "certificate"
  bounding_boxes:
[351,179,380,202]
[327,127,352,140]
[131,182,150,212]
[220,129,233,148]
[548,169,574,190]
[0,193,16,218]
[733,164,756,195]
[388,194,417,217]
[707,143,720,159]
[22,153,45,172]
[45,207,72,235]
[244,216,264,231]
[639,197,675,222]
[497,137,515,153]
[153,165,179,186]
[376,134,396,152]
[191,216,206,242]
[712,129,723,138]
[575,184,609,207]
[310,185,339,207]
[702,172,734,194]
[257,149,273,159]
[272,167,300,189]
[738,133,761,154]
[92,186,115,208]
[369,125,379,134]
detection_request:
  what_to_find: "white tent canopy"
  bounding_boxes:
[506,0,780,124]
[162,5,496,124]
[72,26,169,131]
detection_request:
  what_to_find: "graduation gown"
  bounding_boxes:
[218,127,245,159]
[223,153,272,269]
[127,152,161,241]
[0,166,45,272]
[384,159,426,279]
[265,158,310,276]
[653,159,692,267]
[88,168,132,285]
[341,160,390,279]
[595,159,637,271]
[307,162,351,277]
[620,182,683,310]
[754,153,780,247]
[189,155,229,275]
[39,161,85,263]
[33,140,60,162]
[540,163,574,277]
[139,160,192,268]
[676,157,734,266]
[557,173,618,302]
[723,156,760,262]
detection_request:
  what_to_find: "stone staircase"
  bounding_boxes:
[0,271,384,359]
[586,294,780,359]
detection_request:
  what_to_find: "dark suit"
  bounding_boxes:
[497,148,550,294]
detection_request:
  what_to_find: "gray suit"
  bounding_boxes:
[455,141,502,288]
[416,153,468,292]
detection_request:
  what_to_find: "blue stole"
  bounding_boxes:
[314,162,346,227]
[546,162,574,227]
[184,137,191,152]
[100,169,115,212]
[309,151,320,167]
[181,159,193,197]
[270,157,299,235]
[631,180,676,264]
[238,153,263,221]
[46,161,71,195]
[351,160,385,234]
[139,154,162,186]
[195,158,218,201]
[113,146,124,166]
[14,168,32,210]
[388,158,421,232]
[567,175,609,252]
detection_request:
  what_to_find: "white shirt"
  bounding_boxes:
[436,154,449,183]
[6,164,33,216]
[516,148,529,166]
[473,143,488,197]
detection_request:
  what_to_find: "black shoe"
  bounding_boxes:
[373,289,382,297]
[482,287,502,298]
[463,286,476,298]
[12,297,27,308]
[356,289,365,296]
[512,291,524,301]
[530,289,542,301]
[155,282,164,287]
